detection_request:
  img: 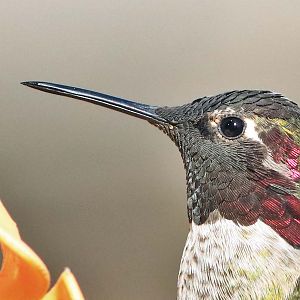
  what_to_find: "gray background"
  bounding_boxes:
[1,1,300,299]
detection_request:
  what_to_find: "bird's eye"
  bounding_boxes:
[219,117,245,139]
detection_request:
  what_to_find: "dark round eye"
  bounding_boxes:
[219,117,245,139]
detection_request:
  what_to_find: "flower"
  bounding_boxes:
[0,200,84,300]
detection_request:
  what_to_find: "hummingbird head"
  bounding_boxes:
[154,91,300,247]
[22,82,300,248]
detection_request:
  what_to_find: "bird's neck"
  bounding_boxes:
[177,211,300,300]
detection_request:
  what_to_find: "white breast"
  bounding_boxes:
[177,211,300,300]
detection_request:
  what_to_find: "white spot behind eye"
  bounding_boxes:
[244,118,262,143]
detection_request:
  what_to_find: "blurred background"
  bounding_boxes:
[1,1,300,299]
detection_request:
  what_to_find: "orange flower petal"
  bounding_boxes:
[43,268,84,300]
[0,201,50,299]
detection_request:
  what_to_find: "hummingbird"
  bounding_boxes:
[22,81,300,300]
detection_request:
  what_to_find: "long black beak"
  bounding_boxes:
[21,81,168,124]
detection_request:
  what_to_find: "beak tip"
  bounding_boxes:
[21,81,38,88]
